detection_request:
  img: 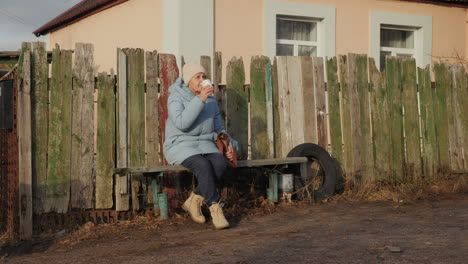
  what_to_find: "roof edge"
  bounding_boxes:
[400,0,468,8]
[33,0,129,37]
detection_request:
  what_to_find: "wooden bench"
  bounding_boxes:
[114,157,309,220]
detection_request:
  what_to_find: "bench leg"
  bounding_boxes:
[158,192,168,220]
[151,172,168,220]
[151,177,159,212]
[267,172,278,203]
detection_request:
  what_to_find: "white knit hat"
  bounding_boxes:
[182,63,206,85]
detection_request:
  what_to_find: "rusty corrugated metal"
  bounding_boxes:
[34,209,153,234]
[0,124,7,234]
[0,67,19,238]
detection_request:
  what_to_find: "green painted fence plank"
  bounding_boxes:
[326,56,343,166]
[453,66,468,170]
[145,50,160,167]
[214,52,224,122]
[125,48,145,167]
[200,55,211,81]
[124,48,145,211]
[401,58,422,180]
[31,42,48,214]
[46,45,72,213]
[449,65,466,170]
[345,54,373,183]
[433,63,451,171]
[418,66,438,179]
[369,58,391,181]
[145,50,160,205]
[71,43,94,209]
[386,57,404,183]
[96,71,116,209]
[250,56,271,159]
[347,54,360,182]
[226,57,248,159]
[272,58,281,158]
[338,55,354,179]
[265,61,275,158]
[214,52,222,89]
[356,54,373,182]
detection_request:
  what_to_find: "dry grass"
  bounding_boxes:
[335,173,468,203]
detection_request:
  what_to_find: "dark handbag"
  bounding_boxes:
[215,133,237,168]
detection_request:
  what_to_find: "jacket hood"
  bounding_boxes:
[169,77,196,101]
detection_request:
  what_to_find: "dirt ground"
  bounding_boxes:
[1,193,467,264]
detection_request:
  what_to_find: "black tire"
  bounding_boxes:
[287,143,337,201]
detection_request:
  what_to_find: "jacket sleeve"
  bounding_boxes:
[168,94,205,132]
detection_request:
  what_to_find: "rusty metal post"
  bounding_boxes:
[0,68,19,238]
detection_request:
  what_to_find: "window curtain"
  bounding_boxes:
[381,28,414,49]
[277,19,317,41]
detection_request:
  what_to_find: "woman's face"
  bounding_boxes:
[187,72,206,94]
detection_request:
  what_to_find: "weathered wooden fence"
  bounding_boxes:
[10,41,468,236]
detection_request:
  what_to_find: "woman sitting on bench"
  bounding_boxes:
[163,63,238,229]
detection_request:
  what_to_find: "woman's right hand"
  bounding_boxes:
[198,85,214,101]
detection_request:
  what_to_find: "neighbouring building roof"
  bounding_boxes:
[33,0,129,37]
[401,0,468,7]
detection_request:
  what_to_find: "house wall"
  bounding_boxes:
[47,0,467,80]
[215,0,466,82]
[215,0,264,83]
[49,0,162,73]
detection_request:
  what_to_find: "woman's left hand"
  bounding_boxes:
[226,145,235,161]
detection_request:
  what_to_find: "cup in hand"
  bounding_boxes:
[201,79,213,95]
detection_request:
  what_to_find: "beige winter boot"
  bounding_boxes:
[209,203,230,229]
[182,192,206,224]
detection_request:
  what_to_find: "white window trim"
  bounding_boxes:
[277,40,319,47]
[265,0,336,58]
[371,10,432,69]
[381,47,416,56]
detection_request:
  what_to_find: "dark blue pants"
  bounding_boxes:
[181,153,228,205]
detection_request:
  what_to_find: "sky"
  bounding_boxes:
[0,0,82,51]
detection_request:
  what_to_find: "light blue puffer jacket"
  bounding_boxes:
[163,77,230,165]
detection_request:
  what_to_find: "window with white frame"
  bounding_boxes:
[370,10,432,71]
[379,25,417,70]
[276,16,320,56]
[265,0,335,58]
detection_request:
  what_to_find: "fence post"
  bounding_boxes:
[17,43,32,239]
[96,71,116,209]
[250,56,271,159]
[116,48,130,211]
[31,42,48,215]
[71,43,94,209]
[326,56,344,166]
